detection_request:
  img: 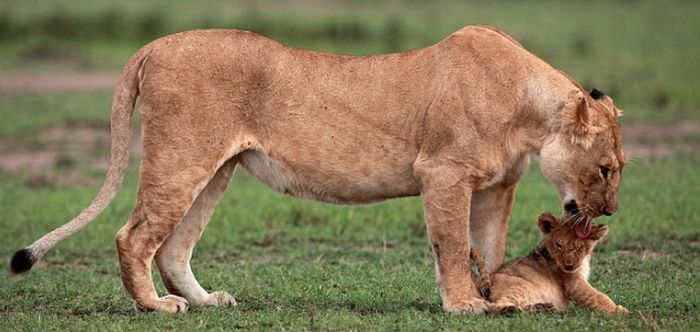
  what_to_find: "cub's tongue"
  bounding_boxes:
[574,219,593,239]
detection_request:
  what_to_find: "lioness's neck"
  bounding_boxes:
[510,77,581,158]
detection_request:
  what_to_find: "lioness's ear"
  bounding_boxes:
[589,224,609,241]
[561,90,602,148]
[591,89,623,118]
[538,213,559,234]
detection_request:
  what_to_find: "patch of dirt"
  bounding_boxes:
[0,122,140,187]
[667,235,700,247]
[623,122,700,159]
[0,73,117,92]
[15,44,93,68]
[0,120,697,187]
[618,249,669,260]
[0,71,698,186]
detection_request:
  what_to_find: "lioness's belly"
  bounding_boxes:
[238,148,421,204]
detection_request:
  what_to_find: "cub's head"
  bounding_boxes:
[540,88,626,238]
[537,213,608,273]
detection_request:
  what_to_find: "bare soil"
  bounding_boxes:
[0,120,696,187]
[0,73,698,187]
[622,122,700,159]
[0,73,117,92]
[0,122,140,187]
[618,248,669,260]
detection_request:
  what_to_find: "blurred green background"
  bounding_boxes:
[0,0,699,123]
[0,1,698,331]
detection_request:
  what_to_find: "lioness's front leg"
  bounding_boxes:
[470,156,528,272]
[417,164,486,314]
[469,184,516,273]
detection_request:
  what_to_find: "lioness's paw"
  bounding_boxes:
[444,297,487,315]
[139,295,189,313]
[205,291,237,308]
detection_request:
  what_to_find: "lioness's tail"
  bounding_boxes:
[470,249,492,300]
[9,49,150,274]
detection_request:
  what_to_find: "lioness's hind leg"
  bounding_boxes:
[155,158,238,308]
[116,160,221,313]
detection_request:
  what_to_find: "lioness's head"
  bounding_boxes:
[540,88,625,238]
[538,213,608,273]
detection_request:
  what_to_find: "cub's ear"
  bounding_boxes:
[538,213,559,234]
[561,90,603,148]
[589,224,609,241]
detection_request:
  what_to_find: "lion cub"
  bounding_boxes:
[471,213,628,315]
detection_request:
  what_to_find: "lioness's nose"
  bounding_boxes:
[564,264,574,271]
[602,205,616,216]
[603,198,618,216]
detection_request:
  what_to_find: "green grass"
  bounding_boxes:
[1,155,699,330]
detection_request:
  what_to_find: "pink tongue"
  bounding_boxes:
[574,220,593,238]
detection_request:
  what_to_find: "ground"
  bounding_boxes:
[1,1,699,331]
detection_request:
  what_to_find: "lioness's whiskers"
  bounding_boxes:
[564,210,584,227]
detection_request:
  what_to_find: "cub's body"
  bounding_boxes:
[473,214,627,315]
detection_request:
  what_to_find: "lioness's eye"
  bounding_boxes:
[599,165,610,178]
[556,242,563,251]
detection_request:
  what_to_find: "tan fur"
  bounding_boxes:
[13,25,625,314]
[473,213,628,315]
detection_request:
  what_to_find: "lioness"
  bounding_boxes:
[471,213,628,315]
[10,25,625,314]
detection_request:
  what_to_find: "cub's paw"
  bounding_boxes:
[528,302,556,313]
[613,305,629,315]
[205,291,237,308]
[135,295,189,313]
[443,297,488,315]
[488,303,518,316]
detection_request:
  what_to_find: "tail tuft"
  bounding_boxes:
[10,248,36,274]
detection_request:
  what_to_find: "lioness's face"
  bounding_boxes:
[540,90,625,238]
[538,213,608,274]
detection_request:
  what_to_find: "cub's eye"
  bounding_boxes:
[599,165,610,178]
[556,242,564,251]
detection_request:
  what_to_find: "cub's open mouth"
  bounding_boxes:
[564,200,593,238]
